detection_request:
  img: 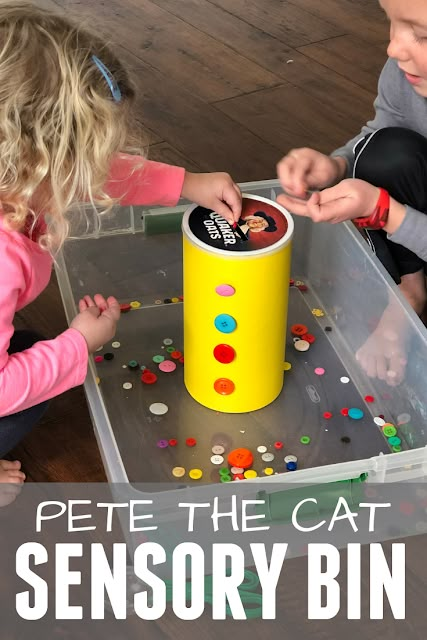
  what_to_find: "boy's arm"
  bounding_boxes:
[331,58,405,177]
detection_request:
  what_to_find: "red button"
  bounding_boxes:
[120,303,131,313]
[171,351,182,360]
[365,395,375,403]
[323,411,333,419]
[228,448,253,469]
[179,356,184,363]
[213,344,235,364]
[214,378,235,395]
[291,324,308,336]
[186,438,197,447]
[274,441,284,450]
[340,407,349,416]
[301,333,316,344]
[169,439,178,447]
[141,372,157,384]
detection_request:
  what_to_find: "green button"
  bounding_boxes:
[128,360,138,368]
[220,475,232,483]
[219,467,230,476]
[153,355,165,363]
[300,436,311,445]
[166,346,175,353]
[388,436,401,447]
[392,445,402,453]
[383,424,397,437]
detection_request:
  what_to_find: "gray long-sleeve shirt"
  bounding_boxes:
[331,57,427,262]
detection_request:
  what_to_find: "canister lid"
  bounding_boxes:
[182,193,294,257]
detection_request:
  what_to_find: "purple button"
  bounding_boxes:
[157,440,169,449]
[215,284,235,297]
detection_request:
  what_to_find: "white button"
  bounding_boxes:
[212,445,225,455]
[261,453,275,462]
[122,382,133,390]
[257,445,267,453]
[340,376,350,384]
[163,338,173,345]
[294,340,310,352]
[374,416,386,426]
[149,402,169,416]
[230,466,244,474]
[112,341,121,348]
[210,455,224,465]
[284,455,298,463]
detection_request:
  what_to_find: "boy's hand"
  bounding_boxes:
[277,178,380,224]
[181,171,242,224]
[70,294,121,353]
[277,148,347,198]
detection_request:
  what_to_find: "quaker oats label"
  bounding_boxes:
[187,196,289,252]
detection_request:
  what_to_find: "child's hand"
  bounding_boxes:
[181,171,242,224]
[70,294,121,353]
[277,148,346,198]
[277,178,380,224]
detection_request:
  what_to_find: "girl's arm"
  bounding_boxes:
[0,239,88,416]
[105,154,185,207]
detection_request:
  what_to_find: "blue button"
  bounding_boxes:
[348,407,364,420]
[214,314,237,333]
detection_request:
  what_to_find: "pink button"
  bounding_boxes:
[314,367,325,376]
[94,355,104,363]
[215,284,235,297]
[159,360,177,373]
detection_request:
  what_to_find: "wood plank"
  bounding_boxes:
[288,0,389,42]
[208,0,344,47]
[118,47,283,181]
[147,142,202,171]
[55,0,282,102]
[215,82,372,157]
[298,34,387,94]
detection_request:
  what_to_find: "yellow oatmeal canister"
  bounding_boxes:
[182,193,294,413]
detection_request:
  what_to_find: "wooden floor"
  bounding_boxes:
[15,0,388,481]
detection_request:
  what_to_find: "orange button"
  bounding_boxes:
[228,448,254,469]
[214,378,235,395]
[291,323,308,336]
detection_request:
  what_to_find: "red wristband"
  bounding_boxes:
[354,188,390,230]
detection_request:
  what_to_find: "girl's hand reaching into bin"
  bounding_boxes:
[71,294,121,353]
[181,171,242,224]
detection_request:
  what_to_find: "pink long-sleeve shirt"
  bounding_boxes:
[0,155,185,416]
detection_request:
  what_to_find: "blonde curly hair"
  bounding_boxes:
[0,3,139,251]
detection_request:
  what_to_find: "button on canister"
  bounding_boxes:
[215,284,235,297]
[214,314,237,334]
[214,378,235,395]
[213,344,236,364]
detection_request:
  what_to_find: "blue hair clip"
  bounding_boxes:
[91,55,122,102]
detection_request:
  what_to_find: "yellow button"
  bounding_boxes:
[171,297,179,303]
[244,470,258,479]
[264,467,274,476]
[95,377,101,385]
[130,301,141,308]
[283,362,292,371]
[214,378,235,395]
[189,468,203,480]
[172,467,186,478]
